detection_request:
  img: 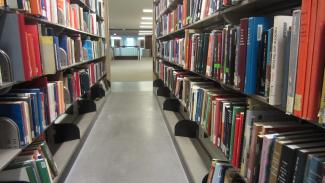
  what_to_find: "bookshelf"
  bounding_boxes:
[0,0,111,182]
[153,0,325,182]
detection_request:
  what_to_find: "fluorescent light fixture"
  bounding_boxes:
[141,17,153,20]
[113,33,117,35]
[140,25,152,29]
[143,9,153,13]
[138,37,145,40]
[111,36,122,40]
[140,22,152,25]
[139,30,152,32]
[139,32,152,35]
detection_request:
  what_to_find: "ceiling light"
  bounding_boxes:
[139,31,152,34]
[140,25,152,29]
[140,30,150,33]
[143,9,153,13]
[140,22,152,25]
[113,33,117,36]
[138,37,145,40]
[141,17,153,20]
[111,36,122,40]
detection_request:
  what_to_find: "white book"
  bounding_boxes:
[51,0,58,23]
[200,0,207,20]
[269,16,292,105]
[6,0,18,9]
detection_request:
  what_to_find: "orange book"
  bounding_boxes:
[182,0,188,26]
[293,0,313,117]
[30,0,42,16]
[305,0,325,120]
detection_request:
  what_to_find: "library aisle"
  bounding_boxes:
[65,81,189,183]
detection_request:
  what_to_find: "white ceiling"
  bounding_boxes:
[108,0,153,35]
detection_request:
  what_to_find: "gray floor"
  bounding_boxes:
[111,58,153,82]
[65,82,188,183]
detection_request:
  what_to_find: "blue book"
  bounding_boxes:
[212,163,231,183]
[195,89,204,123]
[83,40,94,60]
[59,35,69,66]
[244,17,271,94]
[0,102,28,146]
[12,89,45,134]
[53,36,61,70]
[303,155,325,182]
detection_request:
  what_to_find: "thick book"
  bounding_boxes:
[236,18,248,91]
[303,154,325,182]
[269,16,292,106]
[39,36,57,75]
[293,0,313,117]
[304,0,325,121]
[292,147,325,183]
[277,141,325,183]
[244,17,270,94]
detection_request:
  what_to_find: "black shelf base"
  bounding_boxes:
[153,79,164,88]
[163,98,180,112]
[157,86,170,97]
[175,120,198,138]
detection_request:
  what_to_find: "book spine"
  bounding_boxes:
[292,152,308,183]
[268,142,283,183]
[264,28,273,99]
[269,16,292,106]
[258,136,272,183]
[305,0,325,120]
[276,145,296,183]
[293,0,312,117]
[238,18,248,91]
[286,10,301,114]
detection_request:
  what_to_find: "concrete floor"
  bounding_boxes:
[65,81,188,183]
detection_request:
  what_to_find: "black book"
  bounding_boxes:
[277,141,325,183]
[256,31,268,96]
[201,33,210,75]
[227,27,237,85]
[293,147,325,183]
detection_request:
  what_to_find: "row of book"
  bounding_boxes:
[0,140,58,183]
[0,12,106,82]
[0,61,105,148]
[157,4,325,124]
[156,4,183,37]
[156,62,325,183]
[5,0,105,37]
[155,0,244,37]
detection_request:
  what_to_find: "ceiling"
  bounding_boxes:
[108,0,153,36]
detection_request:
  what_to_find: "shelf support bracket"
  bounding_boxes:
[157,86,170,97]
[163,98,180,112]
[175,120,198,138]
[153,79,164,88]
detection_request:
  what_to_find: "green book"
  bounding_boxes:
[36,159,52,183]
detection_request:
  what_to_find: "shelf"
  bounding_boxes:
[0,149,22,171]
[53,88,110,183]
[70,0,95,13]
[157,58,325,131]
[59,56,106,72]
[154,0,301,40]
[156,28,185,40]
[158,0,179,17]
[0,75,109,172]
[24,15,104,39]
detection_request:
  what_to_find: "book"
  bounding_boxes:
[269,16,292,106]
[244,17,270,94]
[286,10,301,114]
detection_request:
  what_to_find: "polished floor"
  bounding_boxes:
[65,82,188,183]
[111,58,153,82]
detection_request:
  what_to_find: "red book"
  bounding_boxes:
[305,0,325,120]
[235,112,245,168]
[294,0,313,117]
[90,63,95,85]
[215,98,225,147]
[238,18,248,91]
[205,0,211,17]
[206,32,215,77]
[17,14,33,81]
[231,114,241,167]
[75,72,81,97]
[25,25,43,77]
